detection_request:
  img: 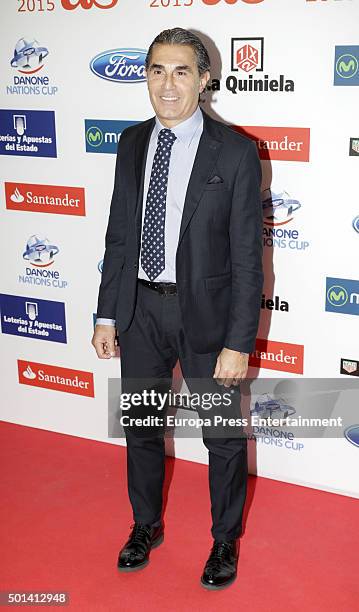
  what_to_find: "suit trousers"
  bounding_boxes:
[117,281,248,542]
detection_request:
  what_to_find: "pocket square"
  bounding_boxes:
[207,175,223,184]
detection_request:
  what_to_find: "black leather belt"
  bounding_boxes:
[138,278,177,295]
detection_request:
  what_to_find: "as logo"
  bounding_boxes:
[61,0,118,9]
[325,277,359,316]
[202,0,264,4]
[334,46,359,86]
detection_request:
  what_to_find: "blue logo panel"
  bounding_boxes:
[325,277,359,316]
[85,119,139,154]
[334,46,359,86]
[90,48,146,83]
[0,294,66,343]
[344,425,359,448]
[0,109,57,157]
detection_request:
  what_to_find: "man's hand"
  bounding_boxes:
[92,325,116,359]
[213,348,249,387]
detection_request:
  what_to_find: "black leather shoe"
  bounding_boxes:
[201,540,238,590]
[117,523,164,572]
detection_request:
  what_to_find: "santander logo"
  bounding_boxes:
[234,126,310,162]
[18,360,95,397]
[23,364,36,379]
[61,0,118,10]
[249,339,304,374]
[5,182,86,217]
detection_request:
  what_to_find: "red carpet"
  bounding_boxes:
[0,421,358,611]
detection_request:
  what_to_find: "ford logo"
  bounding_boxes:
[90,48,147,83]
[344,425,359,448]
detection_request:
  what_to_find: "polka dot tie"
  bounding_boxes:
[140,128,177,281]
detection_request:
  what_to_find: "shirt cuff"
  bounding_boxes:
[96,318,116,326]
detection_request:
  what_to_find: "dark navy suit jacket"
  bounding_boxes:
[97,110,263,354]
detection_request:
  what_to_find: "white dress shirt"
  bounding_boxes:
[97,106,203,327]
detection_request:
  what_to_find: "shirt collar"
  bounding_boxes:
[153,106,203,148]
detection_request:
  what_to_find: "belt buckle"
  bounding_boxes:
[159,283,176,296]
[159,283,169,296]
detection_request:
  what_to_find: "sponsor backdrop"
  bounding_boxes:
[1,0,358,498]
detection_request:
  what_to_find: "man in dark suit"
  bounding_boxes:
[92,28,263,590]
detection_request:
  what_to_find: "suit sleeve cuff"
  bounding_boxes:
[224,347,249,355]
[224,338,254,354]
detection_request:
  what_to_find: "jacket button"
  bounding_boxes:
[134,263,138,269]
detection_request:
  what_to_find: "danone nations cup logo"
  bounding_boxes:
[11,38,48,74]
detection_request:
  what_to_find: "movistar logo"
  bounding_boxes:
[326,277,359,316]
[336,54,358,79]
[86,126,103,147]
[327,285,348,307]
[85,119,139,154]
[334,47,359,87]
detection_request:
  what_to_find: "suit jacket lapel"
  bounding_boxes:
[131,111,222,249]
[134,117,155,242]
[178,112,223,245]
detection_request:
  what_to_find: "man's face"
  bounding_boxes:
[146,43,210,128]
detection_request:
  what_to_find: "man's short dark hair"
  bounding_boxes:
[145,28,210,75]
